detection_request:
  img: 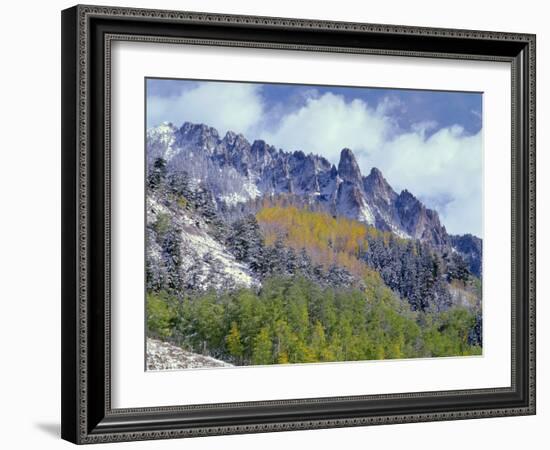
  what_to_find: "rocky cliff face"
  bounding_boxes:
[394,190,448,245]
[147,121,466,250]
[449,234,483,278]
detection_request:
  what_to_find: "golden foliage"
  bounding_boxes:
[256,204,389,281]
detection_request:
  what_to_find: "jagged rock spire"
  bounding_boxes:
[337,148,363,185]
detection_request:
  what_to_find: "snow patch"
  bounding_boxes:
[389,224,411,240]
[358,204,375,225]
[220,192,250,207]
[244,178,261,198]
[180,224,256,290]
[219,177,261,207]
[146,338,233,370]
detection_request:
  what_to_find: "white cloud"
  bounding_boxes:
[372,126,482,236]
[147,82,265,138]
[259,93,392,160]
[375,95,405,116]
[258,93,483,237]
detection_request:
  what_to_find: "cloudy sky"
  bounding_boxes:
[146,78,483,237]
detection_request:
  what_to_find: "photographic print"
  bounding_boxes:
[145,78,483,371]
[61,8,536,441]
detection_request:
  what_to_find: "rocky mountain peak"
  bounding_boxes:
[366,167,387,186]
[369,166,383,177]
[179,121,219,138]
[157,121,177,132]
[223,130,249,149]
[251,139,270,153]
[395,190,424,221]
[222,130,237,145]
[398,189,414,201]
[177,121,220,154]
[147,121,460,248]
[395,190,448,245]
[363,167,397,204]
[337,148,363,185]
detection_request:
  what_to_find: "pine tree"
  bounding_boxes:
[454,254,471,282]
[227,214,266,274]
[145,228,166,291]
[269,236,288,275]
[226,322,244,364]
[272,319,292,362]
[148,157,167,189]
[167,170,192,199]
[310,321,327,360]
[296,248,314,280]
[161,225,183,292]
[252,327,273,365]
[285,247,298,275]
[193,184,219,224]
[327,265,354,288]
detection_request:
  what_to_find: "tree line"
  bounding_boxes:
[147,275,482,366]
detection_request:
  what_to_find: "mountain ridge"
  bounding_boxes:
[147,121,477,251]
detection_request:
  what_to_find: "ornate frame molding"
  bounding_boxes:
[61,4,536,444]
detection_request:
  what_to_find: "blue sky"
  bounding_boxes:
[146,78,483,237]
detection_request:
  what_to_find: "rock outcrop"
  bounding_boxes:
[146,338,233,370]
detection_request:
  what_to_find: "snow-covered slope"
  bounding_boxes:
[146,338,233,370]
[146,188,258,293]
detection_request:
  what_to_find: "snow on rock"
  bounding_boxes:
[179,222,256,290]
[147,338,233,370]
[146,122,178,164]
[147,189,258,292]
[358,204,376,226]
[219,192,251,207]
[219,176,261,207]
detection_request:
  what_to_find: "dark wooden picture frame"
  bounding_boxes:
[61,4,536,444]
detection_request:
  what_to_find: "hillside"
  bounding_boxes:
[144,120,483,367]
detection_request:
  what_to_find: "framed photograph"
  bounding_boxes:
[61,4,536,444]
